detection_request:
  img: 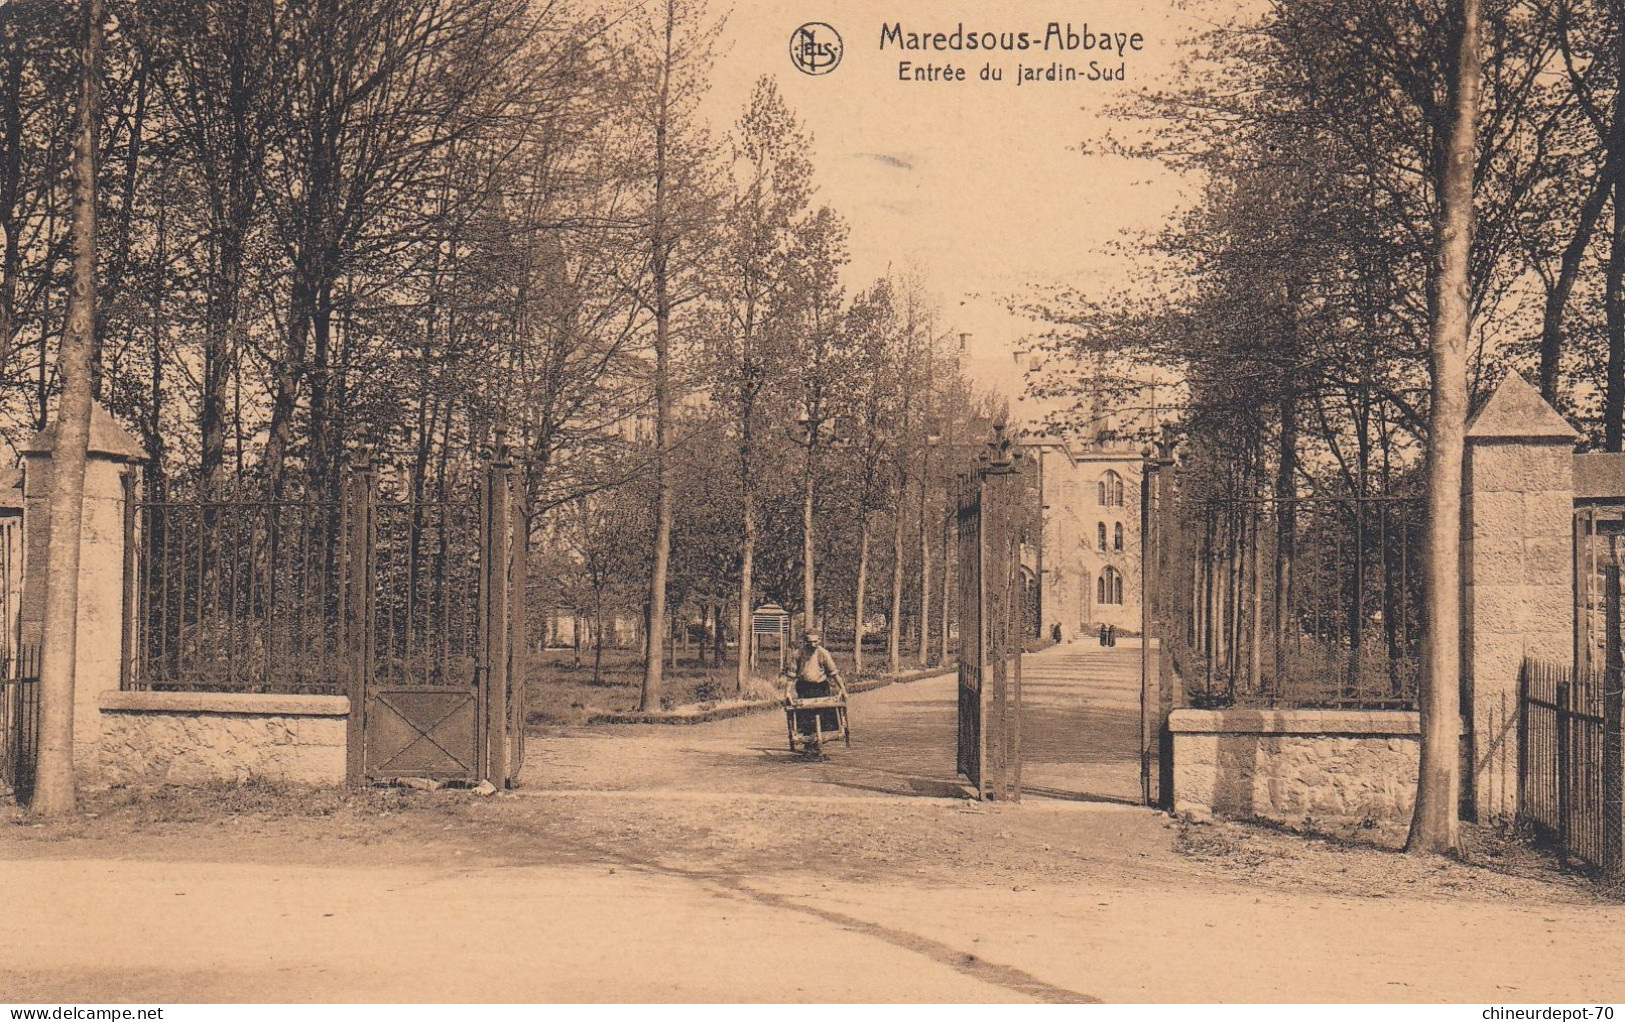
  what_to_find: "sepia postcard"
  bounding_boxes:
[2,0,1624,1011]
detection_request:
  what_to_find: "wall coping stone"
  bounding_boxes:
[1574,452,1625,500]
[21,399,148,462]
[100,691,349,717]
[1168,708,1420,736]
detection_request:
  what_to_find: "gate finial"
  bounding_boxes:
[985,422,1015,473]
[491,425,513,467]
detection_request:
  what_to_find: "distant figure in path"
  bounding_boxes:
[785,630,846,704]
[784,630,847,743]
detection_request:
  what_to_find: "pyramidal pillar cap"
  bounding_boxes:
[1464,372,1579,444]
[21,400,149,463]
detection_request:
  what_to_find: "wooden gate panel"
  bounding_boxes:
[364,689,479,779]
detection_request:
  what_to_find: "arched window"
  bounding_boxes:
[1100,567,1124,605]
[1099,470,1125,507]
[1097,522,1107,551]
[1114,522,1124,551]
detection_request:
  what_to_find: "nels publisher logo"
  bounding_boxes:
[790,23,842,75]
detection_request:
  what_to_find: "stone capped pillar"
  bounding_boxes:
[19,402,147,784]
[1462,373,1578,822]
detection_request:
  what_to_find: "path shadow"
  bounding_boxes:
[1020,784,1142,807]
[823,774,973,800]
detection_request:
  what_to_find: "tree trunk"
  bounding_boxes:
[640,1,678,712]
[91,50,145,401]
[1273,388,1296,697]
[736,499,756,693]
[854,516,870,674]
[307,280,338,498]
[1225,514,1240,698]
[1408,0,1480,856]
[32,0,101,817]
[941,494,953,663]
[918,469,931,666]
[1608,173,1625,451]
[714,602,726,668]
[890,492,905,675]
[573,607,583,666]
[1609,19,1625,450]
[0,18,24,371]
[697,605,708,665]
[803,443,816,625]
[200,220,245,497]
[592,590,605,685]
[1249,508,1264,692]
[264,274,310,497]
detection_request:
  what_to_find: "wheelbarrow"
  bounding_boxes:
[785,694,850,754]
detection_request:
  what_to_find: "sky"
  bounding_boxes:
[698,0,1207,420]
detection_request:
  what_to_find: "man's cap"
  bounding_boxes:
[804,630,821,642]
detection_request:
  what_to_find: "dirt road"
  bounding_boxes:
[529,640,1146,804]
[4,643,1622,1003]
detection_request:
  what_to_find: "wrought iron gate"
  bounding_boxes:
[0,508,34,803]
[0,647,39,802]
[346,453,526,788]
[1519,658,1623,875]
[956,439,1024,801]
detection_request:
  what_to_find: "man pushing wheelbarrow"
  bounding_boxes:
[783,630,850,756]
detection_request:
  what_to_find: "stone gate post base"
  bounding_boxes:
[18,402,146,785]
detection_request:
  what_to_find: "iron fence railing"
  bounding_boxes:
[127,497,349,694]
[1165,493,1425,710]
[370,495,483,687]
[1,646,41,802]
[124,467,490,696]
[1519,659,1623,875]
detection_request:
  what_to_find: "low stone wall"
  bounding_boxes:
[1168,708,1420,824]
[99,691,349,786]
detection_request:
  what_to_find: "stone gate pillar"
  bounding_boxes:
[19,401,147,783]
[1462,373,1578,823]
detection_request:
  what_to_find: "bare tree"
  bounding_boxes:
[844,279,901,674]
[711,77,812,693]
[139,0,287,495]
[261,0,528,497]
[787,204,849,631]
[629,0,721,711]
